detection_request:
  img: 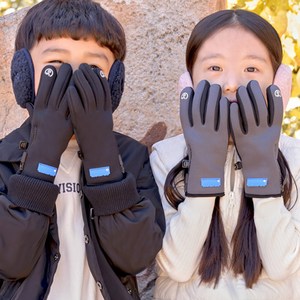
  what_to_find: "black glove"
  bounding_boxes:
[22,64,73,182]
[230,80,283,198]
[180,80,229,197]
[67,64,123,185]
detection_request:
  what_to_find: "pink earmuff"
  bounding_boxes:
[273,64,292,111]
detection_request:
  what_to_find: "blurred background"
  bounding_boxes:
[0,0,299,138]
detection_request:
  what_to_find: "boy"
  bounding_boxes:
[0,1,165,299]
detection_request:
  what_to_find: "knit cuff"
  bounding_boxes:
[8,174,59,216]
[83,172,140,216]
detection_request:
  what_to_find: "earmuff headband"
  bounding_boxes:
[11,48,125,113]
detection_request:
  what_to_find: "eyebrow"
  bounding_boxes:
[199,53,223,62]
[42,48,109,62]
[84,52,109,63]
[42,48,69,54]
[200,53,268,64]
[243,54,268,63]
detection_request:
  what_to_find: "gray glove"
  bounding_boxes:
[230,80,283,198]
[22,64,73,182]
[180,80,229,197]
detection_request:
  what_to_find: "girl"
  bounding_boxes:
[150,9,300,300]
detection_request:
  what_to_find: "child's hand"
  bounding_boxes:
[180,80,229,197]
[22,64,73,182]
[68,64,123,185]
[229,80,283,198]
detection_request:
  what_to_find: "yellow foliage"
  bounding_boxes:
[0,0,40,15]
[227,0,300,138]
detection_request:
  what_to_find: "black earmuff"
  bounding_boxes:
[11,48,35,112]
[10,48,125,113]
[108,59,125,112]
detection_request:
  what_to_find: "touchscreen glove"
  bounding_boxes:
[22,64,73,182]
[68,64,123,185]
[180,80,229,197]
[229,80,283,198]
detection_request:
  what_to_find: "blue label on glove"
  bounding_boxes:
[201,178,221,187]
[246,178,268,187]
[37,163,57,177]
[89,166,110,178]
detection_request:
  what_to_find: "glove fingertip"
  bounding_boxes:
[59,63,72,79]
[35,65,58,108]
[236,85,247,99]
[180,87,193,101]
[195,79,209,91]
[81,64,111,112]
[230,102,239,114]
[98,68,112,112]
[41,65,57,77]
[267,85,283,126]
[39,65,57,89]
[78,63,90,72]
[220,96,229,118]
[180,87,194,128]
[72,68,82,86]
[229,102,238,122]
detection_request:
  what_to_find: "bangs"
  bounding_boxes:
[15,0,126,60]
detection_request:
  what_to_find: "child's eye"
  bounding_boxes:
[89,64,99,70]
[209,66,222,71]
[49,60,63,64]
[245,67,257,72]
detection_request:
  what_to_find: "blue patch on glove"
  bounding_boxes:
[89,166,111,178]
[37,163,57,177]
[201,178,221,187]
[246,178,268,187]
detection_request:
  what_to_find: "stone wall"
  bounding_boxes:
[0,0,225,149]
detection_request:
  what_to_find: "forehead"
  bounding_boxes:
[31,37,115,62]
[197,26,271,62]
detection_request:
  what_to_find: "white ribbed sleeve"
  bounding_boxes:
[150,135,215,282]
[253,135,300,280]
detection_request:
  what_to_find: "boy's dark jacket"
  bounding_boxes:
[0,118,165,300]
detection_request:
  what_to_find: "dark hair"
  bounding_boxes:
[165,9,297,288]
[15,0,126,61]
[186,9,282,78]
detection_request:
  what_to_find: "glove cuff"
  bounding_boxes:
[243,159,282,198]
[244,176,282,198]
[82,150,123,185]
[185,163,225,197]
[21,151,59,183]
[8,174,59,216]
[83,172,140,216]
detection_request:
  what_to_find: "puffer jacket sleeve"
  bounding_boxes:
[253,135,300,280]
[0,168,57,281]
[150,135,215,282]
[82,134,165,275]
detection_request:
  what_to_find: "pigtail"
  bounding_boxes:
[198,196,229,287]
[231,149,296,287]
[164,157,187,209]
[231,193,262,288]
[278,149,296,209]
[165,158,229,286]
